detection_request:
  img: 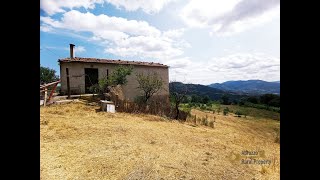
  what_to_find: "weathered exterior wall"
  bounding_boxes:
[59,62,169,101]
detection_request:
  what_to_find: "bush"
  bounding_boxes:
[244,102,280,113]
[223,107,229,116]
[235,111,243,117]
[200,105,207,110]
[133,95,146,105]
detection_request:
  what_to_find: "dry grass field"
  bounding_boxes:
[40,101,280,180]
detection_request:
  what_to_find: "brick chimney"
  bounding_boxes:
[70,44,75,59]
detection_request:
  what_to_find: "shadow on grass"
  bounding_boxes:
[79,96,101,103]
[95,108,102,113]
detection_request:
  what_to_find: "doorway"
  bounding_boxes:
[85,68,98,93]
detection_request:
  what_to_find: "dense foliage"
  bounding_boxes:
[169,82,280,112]
[89,65,133,96]
[40,65,59,84]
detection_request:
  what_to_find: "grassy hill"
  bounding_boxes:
[170,82,249,101]
[40,101,280,179]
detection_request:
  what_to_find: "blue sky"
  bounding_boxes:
[40,0,280,85]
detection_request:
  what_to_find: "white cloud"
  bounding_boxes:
[105,35,184,58]
[44,12,157,36]
[75,46,86,53]
[40,0,174,15]
[167,53,280,84]
[43,46,86,54]
[163,28,185,40]
[105,0,176,14]
[40,0,104,16]
[40,10,189,60]
[162,57,192,69]
[180,0,280,36]
[41,10,161,37]
[40,25,52,32]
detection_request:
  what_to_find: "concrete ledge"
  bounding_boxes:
[54,99,80,105]
[53,94,98,100]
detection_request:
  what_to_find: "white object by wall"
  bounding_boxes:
[100,100,115,113]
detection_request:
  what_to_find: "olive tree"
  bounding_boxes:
[136,72,163,103]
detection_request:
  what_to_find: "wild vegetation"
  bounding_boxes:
[89,65,133,98]
[40,65,59,84]
[170,82,280,110]
[136,72,164,103]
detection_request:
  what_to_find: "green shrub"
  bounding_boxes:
[200,105,206,110]
[223,107,229,116]
[235,111,243,117]
[216,105,221,114]
[243,102,280,113]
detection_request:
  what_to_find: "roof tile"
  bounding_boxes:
[58,57,168,67]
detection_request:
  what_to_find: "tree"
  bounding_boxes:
[89,75,109,97]
[247,96,259,104]
[40,65,59,84]
[182,95,191,103]
[202,95,210,104]
[136,72,163,103]
[269,98,280,107]
[260,94,280,107]
[89,65,133,98]
[221,94,230,105]
[109,65,133,85]
[191,94,201,103]
[170,81,188,120]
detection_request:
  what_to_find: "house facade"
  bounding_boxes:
[58,45,169,101]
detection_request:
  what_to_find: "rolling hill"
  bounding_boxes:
[208,80,280,95]
[169,82,249,101]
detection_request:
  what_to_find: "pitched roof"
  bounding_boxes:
[58,57,168,67]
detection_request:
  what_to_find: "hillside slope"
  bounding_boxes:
[170,82,248,101]
[40,102,280,179]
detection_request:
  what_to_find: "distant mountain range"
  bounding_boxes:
[169,82,249,101]
[208,80,280,95]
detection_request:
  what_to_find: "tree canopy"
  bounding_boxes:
[136,72,163,103]
[40,65,59,84]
